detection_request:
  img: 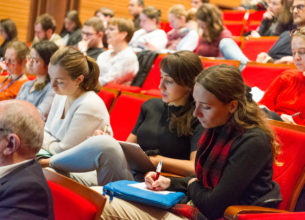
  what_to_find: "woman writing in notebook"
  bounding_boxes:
[42,51,204,186]
[101,64,282,219]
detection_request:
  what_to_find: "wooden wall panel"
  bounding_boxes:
[0,0,31,43]
[79,0,191,23]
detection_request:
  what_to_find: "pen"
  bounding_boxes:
[103,124,109,133]
[292,112,300,117]
[154,161,162,181]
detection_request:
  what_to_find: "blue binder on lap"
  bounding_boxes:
[103,180,185,209]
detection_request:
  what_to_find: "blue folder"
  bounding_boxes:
[103,180,186,209]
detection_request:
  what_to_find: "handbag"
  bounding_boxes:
[103,180,186,209]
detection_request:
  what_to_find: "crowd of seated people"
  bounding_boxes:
[1,0,305,218]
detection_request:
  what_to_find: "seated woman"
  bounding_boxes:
[100,64,282,220]
[129,6,167,52]
[42,46,111,155]
[41,51,205,186]
[0,41,29,100]
[250,0,293,37]
[97,18,139,86]
[166,4,199,52]
[259,27,305,125]
[60,10,82,46]
[195,4,249,70]
[17,41,58,121]
[0,19,17,58]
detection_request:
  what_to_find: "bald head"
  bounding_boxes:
[0,100,44,157]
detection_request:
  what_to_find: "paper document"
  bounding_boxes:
[128,182,174,195]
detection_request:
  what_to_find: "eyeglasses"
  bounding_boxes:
[81,31,97,37]
[290,4,305,12]
[26,55,40,64]
[2,57,17,65]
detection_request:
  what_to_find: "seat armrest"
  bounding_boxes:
[224,205,289,220]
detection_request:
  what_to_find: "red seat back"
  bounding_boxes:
[48,181,97,220]
[270,121,305,210]
[110,93,150,141]
[141,54,166,90]
[223,10,246,21]
[241,63,295,91]
[200,57,241,69]
[97,89,118,110]
[224,21,244,36]
[242,37,278,61]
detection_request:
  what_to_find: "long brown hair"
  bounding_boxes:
[160,51,203,136]
[195,64,280,162]
[195,3,224,43]
[50,47,101,92]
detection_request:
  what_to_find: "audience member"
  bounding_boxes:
[41,51,205,186]
[259,27,305,125]
[42,47,111,158]
[97,18,139,86]
[0,100,54,219]
[128,0,144,30]
[17,41,58,121]
[94,7,114,48]
[100,64,282,220]
[0,19,17,58]
[32,13,63,47]
[166,4,199,52]
[94,7,114,29]
[195,4,232,57]
[129,6,167,51]
[191,0,210,10]
[60,10,82,46]
[250,0,293,37]
[78,17,105,60]
[256,0,305,63]
[0,41,28,100]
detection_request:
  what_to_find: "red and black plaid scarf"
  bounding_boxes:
[170,121,244,219]
[196,120,243,189]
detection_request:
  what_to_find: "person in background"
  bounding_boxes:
[100,64,282,220]
[128,0,144,30]
[259,27,305,125]
[96,18,139,86]
[256,0,305,64]
[17,41,58,121]
[195,4,232,57]
[0,41,28,100]
[191,0,210,10]
[166,4,199,52]
[32,13,63,47]
[94,7,115,48]
[40,51,204,186]
[250,0,293,37]
[60,10,82,46]
[129,6,167,52]
[0,100,54,219]
[0,19,17,58]
[78,17,105,60]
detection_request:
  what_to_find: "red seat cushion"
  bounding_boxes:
[47,181,97,220]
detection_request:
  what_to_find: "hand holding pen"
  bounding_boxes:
[144,161,171,191]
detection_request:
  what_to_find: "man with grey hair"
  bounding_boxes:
[0,100,54,219]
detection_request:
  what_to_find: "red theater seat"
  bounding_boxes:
[109,92,155,141]
[97,88,119,111]
[241,62,296,91]
[223,10,246,21]
[224,21,245,36]
[43,169,106,220]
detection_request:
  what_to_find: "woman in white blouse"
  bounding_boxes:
[129,6,167,52]
[97,18,139,86]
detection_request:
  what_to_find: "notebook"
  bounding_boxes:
[118,141,155,173]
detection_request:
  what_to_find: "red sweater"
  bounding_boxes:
[259,69,305,125]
